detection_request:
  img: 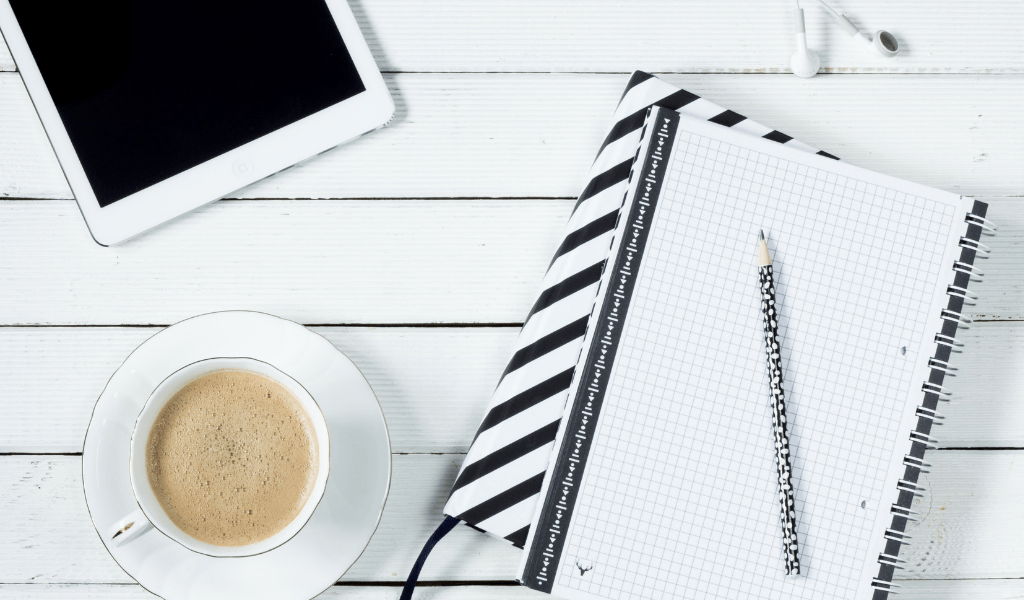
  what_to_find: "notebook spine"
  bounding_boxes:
[871,201,993,600]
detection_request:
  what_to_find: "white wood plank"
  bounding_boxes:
[1,452,1021,584]
[972,196,1022,321]
[0,584,541,600]
[0,455,520,584]
[0,320,1019,453]
[0,327,516,453]
[3,73,1024,200]
[358,0,1024,74]
[0,199,569,325]
[7,579,1024,600]
[901,451,1024,579]
[0,197,1017,325]
[0,73,67,199]
[2,1,1022,74]
[941,322,1024,448]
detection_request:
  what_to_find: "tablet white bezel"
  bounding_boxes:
[0,0,394,246]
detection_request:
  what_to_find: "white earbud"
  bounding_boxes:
[790,6,820,78]
[817,0,900,57]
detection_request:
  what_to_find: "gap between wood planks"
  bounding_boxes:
[0,451,472,456]
[0,323,525,328]
[0,581,523,586]
[2,195,1022,201]
[7,64,1024,76]
[4,577,1017,584]
[7,447,1020,457]
[0,320,1017,328]
[0,581,521,585]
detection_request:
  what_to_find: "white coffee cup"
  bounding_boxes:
[107,357,331,557]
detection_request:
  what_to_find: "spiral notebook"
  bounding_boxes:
[443,72,837,547]
[515,107,991,600]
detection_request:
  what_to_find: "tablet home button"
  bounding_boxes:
[232,159,255,178]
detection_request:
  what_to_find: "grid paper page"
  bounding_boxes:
[548,119,962,600]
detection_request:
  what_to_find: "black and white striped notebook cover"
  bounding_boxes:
[442,72,836,547]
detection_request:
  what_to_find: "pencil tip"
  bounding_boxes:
[759,229,765,241]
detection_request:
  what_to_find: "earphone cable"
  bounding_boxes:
[816,0,843,20]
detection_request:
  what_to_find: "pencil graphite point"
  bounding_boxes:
[756,230,772,267]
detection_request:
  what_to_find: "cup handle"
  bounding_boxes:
[108,508,154,547]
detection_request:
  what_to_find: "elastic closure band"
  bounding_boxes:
[400,516,461,600]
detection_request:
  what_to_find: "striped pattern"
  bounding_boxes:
[442,71,836,547]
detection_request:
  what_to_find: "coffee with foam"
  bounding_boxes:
[145,370,319,547]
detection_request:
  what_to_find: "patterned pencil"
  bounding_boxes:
[756,229,801,576]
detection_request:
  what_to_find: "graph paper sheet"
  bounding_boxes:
[519,108,974,600]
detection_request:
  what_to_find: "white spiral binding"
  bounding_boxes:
[934,333,964,351]
[965,213,997,234]
[947,285,979,302]
[884,529,912,543]
[927,358,956,375]
[876,210,996,598]
[959,237,991,258]
[909,431,940,448]
[921,382,953,398]
[890,504,922,519]
[953,261,984,281]
[940,309,972,328]
[871,579,902,593]
[896,479,928,495]
[903,454,932,469]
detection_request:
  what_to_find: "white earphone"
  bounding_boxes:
[790,4,820,78]
[790,0,901,78]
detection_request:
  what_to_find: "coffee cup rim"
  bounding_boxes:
[127,356,331,558]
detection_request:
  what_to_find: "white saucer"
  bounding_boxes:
[83,311,391,600]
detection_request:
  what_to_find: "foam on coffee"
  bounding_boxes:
[146,370,319,547]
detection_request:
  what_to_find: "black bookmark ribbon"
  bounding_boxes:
[400,516,461,600]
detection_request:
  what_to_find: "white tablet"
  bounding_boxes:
[0,1,394,245]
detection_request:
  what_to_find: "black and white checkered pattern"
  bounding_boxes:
[442,71,836,547]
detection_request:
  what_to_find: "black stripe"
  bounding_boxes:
[531,261,604,316]
[506,525,530,549]
[763,130,793,144]
[656,88,701,111]
[597,89,701,156]
[708,109,747,127]
[501,316,589,380]
[599,108,649,152]
[474,367,575,437]
[573,159,632,212]
[548,211,619,266]
[450,421,560,493]
[455,472,546,526]
[619,71,655,102]
[817,150,841,160]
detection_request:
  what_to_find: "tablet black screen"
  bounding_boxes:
[10,1,366,206]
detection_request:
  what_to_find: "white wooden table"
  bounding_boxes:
[1,1,1024,598]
